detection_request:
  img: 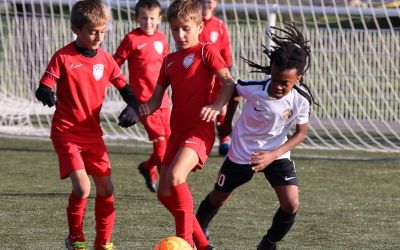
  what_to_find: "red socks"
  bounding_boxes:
[143,139,168,182]
[159,183,208,249]
[67,193,88,242]
[94,195,116,247]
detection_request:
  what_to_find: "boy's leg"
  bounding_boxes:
[217,106,230,156]
[92,176,115,249]
[196,190,231,239]
[139,108,170,192]
[138,137,167,192]
[258,185,298,250]
[197,157,253,239]
[67,170,91,243]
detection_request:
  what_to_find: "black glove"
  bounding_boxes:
[35,84,55,107]
[118,105,137,127]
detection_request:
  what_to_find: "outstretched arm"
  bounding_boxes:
[217,87,241,138]
[251,123,308,172]
[139,84,167,116]
[200,67,235,122]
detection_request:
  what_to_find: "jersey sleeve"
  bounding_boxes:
[39,52,64,88]
[236,80,256,100]
[296,99,310,125]
[114,34,133,65]
[219,22,232,67]
[202,43,228,72]
[109,55,127,89]
[157,56,170,88]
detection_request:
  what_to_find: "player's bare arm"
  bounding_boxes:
[139,84,166,116]
[251,123,308,172]
[200,67,235,122]
[217,86,240,138]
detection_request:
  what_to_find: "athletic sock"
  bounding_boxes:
[264,208,297,242]
[143,139,167,170]
[94,195,115,246]
[196,194,221,230]
[158,194,174,214]
[170,183,194,247]
[192,216,209,250]
[67,193,88,242]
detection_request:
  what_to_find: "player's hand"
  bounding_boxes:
[200,105,220,122]
[118,105,137,128]
[35,84,56,107]
[250,151,276,172]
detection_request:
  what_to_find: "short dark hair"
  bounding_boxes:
[135,0,162,17]
[71,0,110,29]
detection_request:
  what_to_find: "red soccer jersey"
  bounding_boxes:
[114,28,169,108]
[157,43,227,133]
[40,42,127,142]
[199,16,232,67]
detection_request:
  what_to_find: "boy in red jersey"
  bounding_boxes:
[198,0,233,156]
[139,0,235,249]
[35,1,138,249]
[113,0,171,193]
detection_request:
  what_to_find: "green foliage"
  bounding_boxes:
[0,136,399,249]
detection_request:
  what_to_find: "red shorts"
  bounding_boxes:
[140,107,171,140]
[52,136,111,179]
[163,127,215,170]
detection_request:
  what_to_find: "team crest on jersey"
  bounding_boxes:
[93,64,104,81]
[282,109,293,119]
[153,41,163,55]
[210,31,219,43]
[183,53,195,69]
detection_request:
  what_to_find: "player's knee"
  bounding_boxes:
[72,185,91,198]
[281,201,299,214]
[102,182,114,197]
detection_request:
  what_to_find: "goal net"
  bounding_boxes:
[1,0,399,152]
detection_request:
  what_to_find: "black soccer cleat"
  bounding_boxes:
[137,162,157,192]
[206,244,216,250]
[257,236,277,250]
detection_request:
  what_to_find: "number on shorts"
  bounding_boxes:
[217,173,226,187]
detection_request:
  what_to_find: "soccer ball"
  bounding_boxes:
[153,236,192,250]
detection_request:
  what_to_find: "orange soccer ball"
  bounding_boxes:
[153,236,192,250]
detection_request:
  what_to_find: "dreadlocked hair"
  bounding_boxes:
[242,22,318,106]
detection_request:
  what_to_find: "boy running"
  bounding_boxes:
[35,1,138,249]
[113,0,170,193]
[138,0,235,249]
[196,23,318,250]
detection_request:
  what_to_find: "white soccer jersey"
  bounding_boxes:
[227,78,310,164]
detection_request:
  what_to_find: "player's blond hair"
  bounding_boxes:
[167,0,202,24]
[71,0,111,29]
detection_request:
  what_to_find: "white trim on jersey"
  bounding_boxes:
[227,78,311,165]
[44,71,60,79]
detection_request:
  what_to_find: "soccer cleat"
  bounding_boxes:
[137,162,157,192]
[218,142,230,156]
[94,242,115,250]
[205,244,216,250]
[65,237,88,250]
[257,237,277,250]
[202,227,210,240]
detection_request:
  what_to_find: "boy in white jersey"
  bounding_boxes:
[196,23,318,250]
